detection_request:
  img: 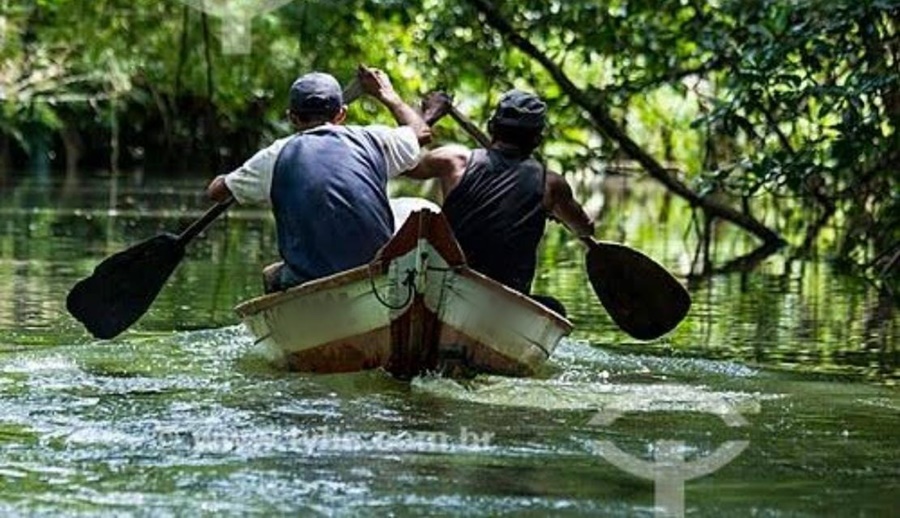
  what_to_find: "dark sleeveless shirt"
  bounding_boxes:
[442,148,547,293]
[271,125,393,285]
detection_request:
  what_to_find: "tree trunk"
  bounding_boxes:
[60,122,83,177]
[201,12,220,171]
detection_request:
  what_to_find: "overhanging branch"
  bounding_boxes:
[465,0,785,247]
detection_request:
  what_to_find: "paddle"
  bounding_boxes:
[66,198,234,339]
[443,103,691,340]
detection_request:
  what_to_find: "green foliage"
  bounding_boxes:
[1,0,898,280]
[418,0,900,279]
[691,0,899,275]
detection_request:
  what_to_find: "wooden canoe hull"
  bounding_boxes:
[234,209,573,378]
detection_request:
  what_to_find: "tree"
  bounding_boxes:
[2,0,897,292]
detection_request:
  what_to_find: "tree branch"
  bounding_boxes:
[615,56,729,95]
[688,241,783,281]
[465,0,785,247]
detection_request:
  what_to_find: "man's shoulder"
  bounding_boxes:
[270,135,297,148]
[329,124,396,142]
[344,124,410,138]
[338,123,385,133]
[427,144,471,165]
[302,124,383,147]
[442,143,473,154]
[544,170,572,197]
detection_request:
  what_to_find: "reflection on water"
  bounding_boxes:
[0,173,897,515]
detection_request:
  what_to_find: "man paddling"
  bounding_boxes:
[207,66,430,292]
[407,90,594,315]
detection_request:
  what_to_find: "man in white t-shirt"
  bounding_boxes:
[207,65,430,292]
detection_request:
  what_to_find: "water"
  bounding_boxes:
[0,173,897,516]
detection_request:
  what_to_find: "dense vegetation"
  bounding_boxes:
[2,0,898,292]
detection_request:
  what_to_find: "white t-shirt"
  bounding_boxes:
[224,124,420,204]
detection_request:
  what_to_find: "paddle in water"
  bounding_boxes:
[582,237,690,339]
[66,199,234,339]
[444,103,691,340]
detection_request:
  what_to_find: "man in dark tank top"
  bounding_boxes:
[406,90,595,316]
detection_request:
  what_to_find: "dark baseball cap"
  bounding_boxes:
[490,90,547,129]
[289,72,343,116]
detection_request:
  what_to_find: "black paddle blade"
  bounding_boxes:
[586,241,691,340]
[66,234,185,339]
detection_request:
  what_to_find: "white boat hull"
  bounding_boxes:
[235,210,572,378]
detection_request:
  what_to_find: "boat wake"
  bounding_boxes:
[410,339,775,418]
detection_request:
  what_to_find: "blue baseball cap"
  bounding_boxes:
[289,72,343,116]
[490,89,547,129]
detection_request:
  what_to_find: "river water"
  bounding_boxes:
[0,173,897,516]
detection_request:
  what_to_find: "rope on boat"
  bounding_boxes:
[370,267,416,310]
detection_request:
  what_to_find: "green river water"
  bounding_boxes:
[0,173,897,516]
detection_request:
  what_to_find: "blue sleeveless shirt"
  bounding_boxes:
[271,125,393,285]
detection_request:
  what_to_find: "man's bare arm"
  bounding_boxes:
[405,145,470,196]
[545,172,595,238]
[357,65,432,145]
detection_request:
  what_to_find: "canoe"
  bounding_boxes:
[234,209,573,379]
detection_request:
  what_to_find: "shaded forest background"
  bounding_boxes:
[1,0,898,293]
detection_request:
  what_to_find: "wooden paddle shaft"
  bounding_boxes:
[343,77,363,104]
[447,106,492,148]
[178,197,235,245]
